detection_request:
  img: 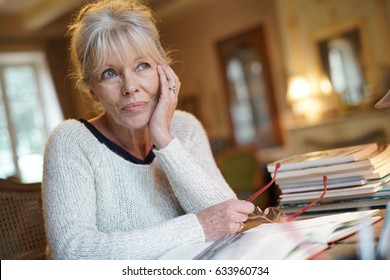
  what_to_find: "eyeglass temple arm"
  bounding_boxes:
[288,175,327,220]
[247,163,281,202]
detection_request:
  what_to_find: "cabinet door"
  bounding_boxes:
[217,25,282,148]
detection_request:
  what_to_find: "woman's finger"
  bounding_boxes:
[158,64,180,94]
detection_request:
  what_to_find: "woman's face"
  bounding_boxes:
[89,46,160,130]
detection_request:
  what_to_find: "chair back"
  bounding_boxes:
[0,179,47,259]
[215,146,270,208]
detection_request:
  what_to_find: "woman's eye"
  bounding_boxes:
[101,69,117,79]
[136,62,150,72]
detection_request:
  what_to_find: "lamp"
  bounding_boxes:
[287,75,340,123]
[287,76,311,103]
[287,75,323,123]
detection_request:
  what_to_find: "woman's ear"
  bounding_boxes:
[90,90,99,102]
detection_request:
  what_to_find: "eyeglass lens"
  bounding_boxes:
[249,206,288,223]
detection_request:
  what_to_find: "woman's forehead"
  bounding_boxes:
[100,38,156,64]
[102,46,155,65]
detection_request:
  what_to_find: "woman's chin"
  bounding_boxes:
[121,115,151,130]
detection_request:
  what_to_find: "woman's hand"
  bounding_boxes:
[149,64,181,149]
[196,199,255,242]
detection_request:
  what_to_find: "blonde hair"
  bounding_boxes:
[68,0,172,95]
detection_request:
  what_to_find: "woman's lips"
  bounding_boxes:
[121,101,147,112]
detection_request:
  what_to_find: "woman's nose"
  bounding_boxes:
[121,72,138,95]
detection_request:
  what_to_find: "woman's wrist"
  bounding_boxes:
[153,132,174,149]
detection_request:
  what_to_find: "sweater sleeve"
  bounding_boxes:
[154,112,237,213]
[42,122,205,260]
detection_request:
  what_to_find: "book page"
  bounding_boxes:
[213,230,314,260]
[299,216,381,244]
[210,222,335,260]
[285,241,329,260]
[246,209,380,244]
[160,224,313,260]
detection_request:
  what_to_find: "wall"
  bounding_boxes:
[159,0,390,162]
[3,0,389,156]
[159,0,286,140]
[275,0,390,103]
[256,0,390,161]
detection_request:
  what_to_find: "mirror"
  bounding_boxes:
[217,26,283,148]
[317,28,367,107]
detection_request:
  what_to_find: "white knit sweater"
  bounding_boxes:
[42,110,236,259]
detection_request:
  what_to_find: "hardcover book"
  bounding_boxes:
[273,145,390,180]
[267,143,378,172]
[280,185,390,214]
[279,182,386,204]
[274,158,390,185]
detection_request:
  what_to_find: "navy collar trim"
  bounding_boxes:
[79,118,155,165]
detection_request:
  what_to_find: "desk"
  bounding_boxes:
[242,209,386,260]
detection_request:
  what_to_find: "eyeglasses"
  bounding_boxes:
[247,163,327,223]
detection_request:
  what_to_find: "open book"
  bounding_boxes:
[159,209,382,260]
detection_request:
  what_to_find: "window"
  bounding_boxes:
[0,52,63,183]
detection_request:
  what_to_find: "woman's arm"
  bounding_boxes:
[154,112,254,241]
[42,122,205,259]
[154,111,237,213]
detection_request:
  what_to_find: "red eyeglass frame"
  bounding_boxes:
[247,162,327,222]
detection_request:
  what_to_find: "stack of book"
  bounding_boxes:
[267,142,390,214]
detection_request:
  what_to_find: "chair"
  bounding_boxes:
[0,179,47,260]
[215,146,271,209]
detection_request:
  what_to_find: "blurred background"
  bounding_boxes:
[0,0,389,207]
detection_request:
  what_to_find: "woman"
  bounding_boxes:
[42,0,254,260]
